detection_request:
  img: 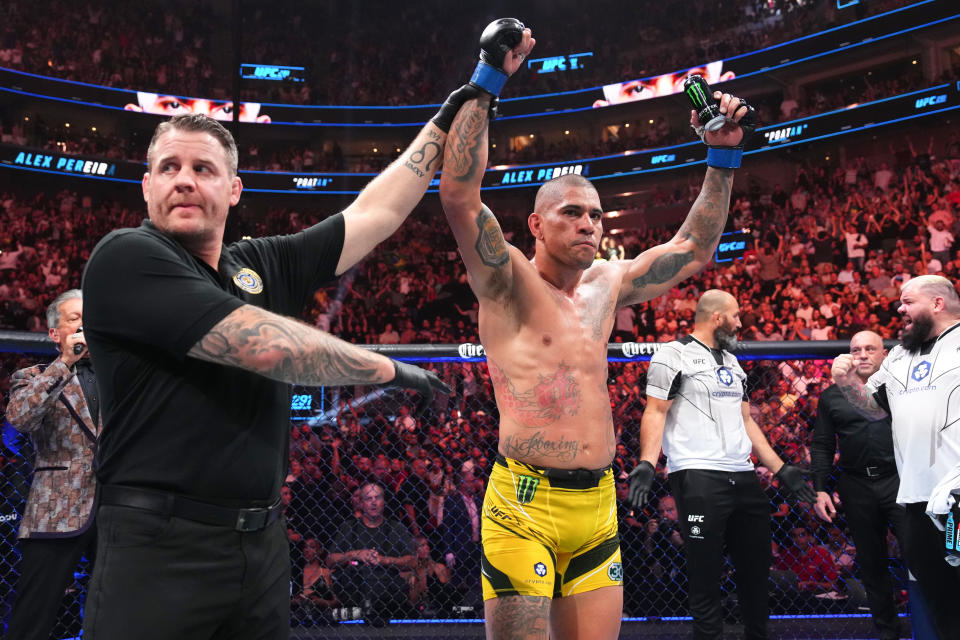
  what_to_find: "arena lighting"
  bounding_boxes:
[239,63,305,83]
[525,51,593,74]
[0,3,953,125]
[2,83,957,193]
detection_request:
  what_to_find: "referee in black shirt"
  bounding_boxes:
[79,109,458,639]
[811,330,904,640]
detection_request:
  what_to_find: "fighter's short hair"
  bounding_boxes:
[533,173,596,212]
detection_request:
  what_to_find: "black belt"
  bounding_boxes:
[100,485,283,532]
[843,465,897,479]
[495,454,610,489]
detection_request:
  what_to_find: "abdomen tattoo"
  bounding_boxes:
[488,360,581,426]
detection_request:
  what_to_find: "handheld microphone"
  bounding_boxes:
[73,327,85,355]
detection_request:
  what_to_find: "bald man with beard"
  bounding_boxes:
[832,275,960,639]
[634,290,815,640]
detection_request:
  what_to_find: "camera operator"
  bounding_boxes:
[4,289,100,640]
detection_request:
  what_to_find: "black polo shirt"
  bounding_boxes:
[810,384,897,491]
[82,216,343,506]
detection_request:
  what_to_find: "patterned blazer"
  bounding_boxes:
[5,358,99,538]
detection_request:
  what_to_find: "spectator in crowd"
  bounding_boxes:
[634,501,689,616]
[327,482,416,626]
[291,537,339,626]
[397,457,432,537]
[926,217,954,267]
[404,535,453,615]
[441,461,482,605]
[775,526,841,593]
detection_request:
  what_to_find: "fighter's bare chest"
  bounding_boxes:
[527,281,616,343]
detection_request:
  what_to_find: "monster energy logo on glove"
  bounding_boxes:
[516,475,540,504]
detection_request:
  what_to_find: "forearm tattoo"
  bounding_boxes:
[677,168,733,252]
[631,252,695,291]
[835,381,887,420]
[445,98,489,182]
[488,360,581,427]
[474,205,509,268]
[501,430,581,463]
[403,141,442,178]
[189,306,384,386]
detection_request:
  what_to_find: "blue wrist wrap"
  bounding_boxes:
[470,61,508,96]
[706,147,742,169]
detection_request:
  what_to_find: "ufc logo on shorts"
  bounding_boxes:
[688,514,705,522]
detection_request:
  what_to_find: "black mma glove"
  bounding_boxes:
[432,18,523,132]
[627,461,656,510]
[384,360,452,418]
[431,84,501,133]
[470,18,525,97]
[775,464,817,504]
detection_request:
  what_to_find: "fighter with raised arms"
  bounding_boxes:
[438,24,756,640]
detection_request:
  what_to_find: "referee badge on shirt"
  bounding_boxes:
[516,475,540,504]
[233,268,264,294]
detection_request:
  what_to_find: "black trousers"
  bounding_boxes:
[670,469,771,640]
[83,505,290,640]
[836,472,904,639]
[900,502,960,640]
[5,525,97,640]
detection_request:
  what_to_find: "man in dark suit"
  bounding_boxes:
[4,290,99,640]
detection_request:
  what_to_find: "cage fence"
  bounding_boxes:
[0,338,906,637]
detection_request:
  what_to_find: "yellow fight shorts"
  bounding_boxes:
[481,454,622,600]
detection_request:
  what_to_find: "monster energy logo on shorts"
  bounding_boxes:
[516,475,540,504]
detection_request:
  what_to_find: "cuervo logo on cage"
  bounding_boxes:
[458,343,486,359]
[620,342,661,358]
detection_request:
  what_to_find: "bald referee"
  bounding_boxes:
[832,274,960,639]
[630,289,815,640]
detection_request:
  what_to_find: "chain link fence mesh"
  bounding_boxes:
[0,345,907,637]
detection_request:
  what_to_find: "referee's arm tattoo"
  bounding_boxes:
[188,305,392,387]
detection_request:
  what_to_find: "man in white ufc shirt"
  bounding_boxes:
[630,289,815,640]
[831,274,960,640]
